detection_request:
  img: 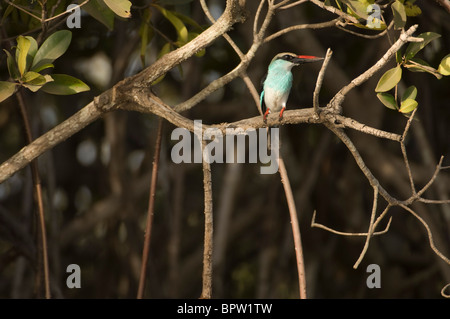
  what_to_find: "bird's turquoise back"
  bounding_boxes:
[264,59,294,93]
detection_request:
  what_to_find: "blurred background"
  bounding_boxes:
[0,0,449,298]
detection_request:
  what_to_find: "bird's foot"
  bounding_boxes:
[263,109,270,122]
[279,107,285,120]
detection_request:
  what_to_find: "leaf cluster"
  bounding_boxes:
[375,32,450,113]
[0,30,89,103]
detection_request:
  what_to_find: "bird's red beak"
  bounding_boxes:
[296,55,324,63]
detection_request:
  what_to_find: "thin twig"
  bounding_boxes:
[137,118,164,299]
[353,187,379,269]
[200,140,214,299]
[253,0,267,38]
[336,20,393,39]
[264,19,339,43]
[279,0,308,10]
[4,0,91,23]
[400,108,418,195]
[311,210,392,236]
[4,0,41,21]
[16,91,50,299]
[273,0,294,9]
[324,123,395,203]
[313,48,332,114]
[415,156,445,200]
[44,0,90,23]
[200,0,245,60]
[400,204,450,265]
[278,157,307,299]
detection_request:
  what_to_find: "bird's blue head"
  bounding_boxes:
[269,52,323,71]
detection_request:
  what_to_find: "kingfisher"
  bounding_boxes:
[260,53,323,121]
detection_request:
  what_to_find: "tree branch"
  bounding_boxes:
[330,25,419,111]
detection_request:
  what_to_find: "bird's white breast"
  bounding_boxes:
[263,86,290,112]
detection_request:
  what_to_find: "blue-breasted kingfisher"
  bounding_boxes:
[260,52,323,121]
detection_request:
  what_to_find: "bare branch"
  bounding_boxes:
[400,204,450,265]
[137,119,163,299]
[279,157,307,299]
[253,0,267,38]
[416,156,446,199]
[400,109,418,195]
[0,93,403,185]
[280,0,308,10]
[264,19,339,43]
[311,210,392,236]
[200,140,214,299]
[323,123,396,203]
[313,48,333,114]
[200,0,245,60]
[353,187,380,269]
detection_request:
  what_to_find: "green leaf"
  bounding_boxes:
[437,54,450,76]
[22,71,47,85]
[377,92,398,110]
[25,36,38,70]
[404,58,443,79]
[40,74,90,95]
[4,49,20,80]
[139,8,153,66]
[401,85,417,102]
[399,98,418,113]
[22,83,44,92]
[31,30,72,71]
[16,36,31,76]
[81,0,115,30]
[154,5,188,43]
[375,65,402,92]
[0,81,17,103]
[342,0,369,19]
[404,32,441,61]
[103,0,131,18]
[22,74,53,92]
[392,0,406,30]
[16,36,38,73]
[404,0,422,16]
[32,63,55,73]
[395,50,403,64]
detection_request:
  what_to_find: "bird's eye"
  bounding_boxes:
[283,55,292,60]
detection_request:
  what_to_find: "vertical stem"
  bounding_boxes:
[278,157,307,299]
[16,91,51,299]
[200,140,213,299]
[137,118,163,299]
